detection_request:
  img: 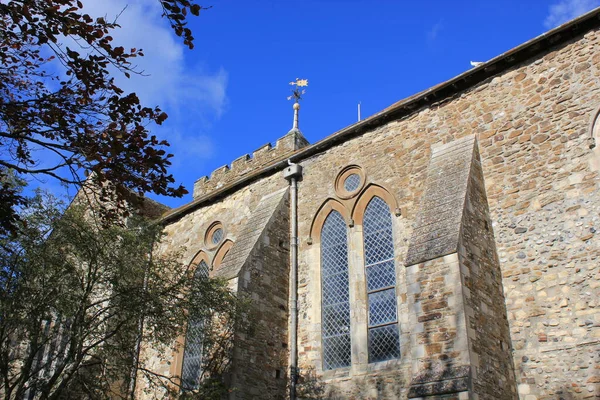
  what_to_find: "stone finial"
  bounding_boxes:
[291,102,300,132]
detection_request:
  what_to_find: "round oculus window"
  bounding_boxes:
[334,165,365,199]
[212,228,223,245]
[344,173,361,192]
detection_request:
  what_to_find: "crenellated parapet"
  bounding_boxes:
[193,129,309,199]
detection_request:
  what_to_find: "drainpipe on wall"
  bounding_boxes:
[283,159,302,400]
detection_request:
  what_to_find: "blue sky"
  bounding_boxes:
[51,0,600,207]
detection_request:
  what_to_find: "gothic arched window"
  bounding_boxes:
[321,211,351,369]
[181,259,209,391]
[363,196,400,363]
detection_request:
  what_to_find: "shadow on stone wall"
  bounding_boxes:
[296,367,326,399]
[296,367,346,400]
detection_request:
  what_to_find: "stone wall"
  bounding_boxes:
[135,174,288,398]
[473,32,600,400]
[163,174,286,269]
[405,253,471,399]
[143,21,600,400]
[293,27,600,399]
[228,190,291,399]
[458,143,517,399]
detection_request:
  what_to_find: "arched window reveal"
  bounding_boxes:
[321,211,352,369]
[363,196,400,363]
[181,260,209,391]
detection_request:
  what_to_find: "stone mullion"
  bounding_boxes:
[305,244,324,372]
[348,224,369,372]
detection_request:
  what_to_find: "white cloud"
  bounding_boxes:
[81,0,228,116]
[18,0,223,200]
[79,0,226,162]
[544,0,600,29]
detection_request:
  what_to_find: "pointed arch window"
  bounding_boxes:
[181,259,209,391]
[321,211,351,370]
[363,196,400,362]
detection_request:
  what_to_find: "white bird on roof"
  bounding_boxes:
[470,61,484,67]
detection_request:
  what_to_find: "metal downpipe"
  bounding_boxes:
[283,161,302,400]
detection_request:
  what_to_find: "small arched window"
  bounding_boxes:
[181,260,209,391]
[321,211,351,370]
[363,196,400,362]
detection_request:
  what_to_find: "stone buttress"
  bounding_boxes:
[216,187,291,400]
[405,136,517,399]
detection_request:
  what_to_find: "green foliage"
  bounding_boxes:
[0,192,246,399]
[0,169,27,236]
[0,0,210,235]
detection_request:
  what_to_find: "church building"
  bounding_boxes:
[138,8,600,399]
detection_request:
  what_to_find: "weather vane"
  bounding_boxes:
[287,78,308,132]
[288,78,308,103]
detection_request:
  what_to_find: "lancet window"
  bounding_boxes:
[363,196,400,362]
[181,259,209,391]
[321,210,352,370]
[314,172,401,370]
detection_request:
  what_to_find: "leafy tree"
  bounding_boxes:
[0,0,209,234]
[0,171,28,237]
[0,189,246,399]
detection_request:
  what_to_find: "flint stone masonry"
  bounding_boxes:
[404,137,517,399]
[139,12,600,400]
[456,142,517,399]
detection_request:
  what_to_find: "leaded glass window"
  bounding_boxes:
[211,228,223,245]
[344,173,361,192]
[321,211,352,369]
[181,260,209,391]
[363,196,400,363]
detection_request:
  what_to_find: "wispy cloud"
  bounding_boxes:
[80,0,227,163]
[25,0,225,199]
[82,0,227,116]
[427,21,444,42]
[544,0,600,29]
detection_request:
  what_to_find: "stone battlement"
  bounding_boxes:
[193,129,309,199]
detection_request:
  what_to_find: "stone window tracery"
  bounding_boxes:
[590,106,600,153]
[213,239,233,270]
[312,168,402,371]
[344,173,361,192]
[174,222,233,390]
[205,221,224,249]
[211,228,223,244]
[321,210,352,370]
[592,107,600,137]
[334,165,365,199]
